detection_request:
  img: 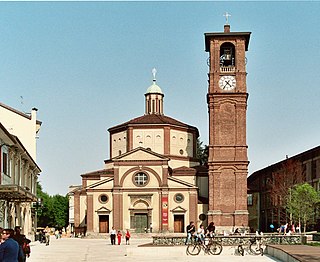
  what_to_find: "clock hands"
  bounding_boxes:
[224,80,232,89]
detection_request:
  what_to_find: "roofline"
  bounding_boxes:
[108,120,199,136]
[0,122,41,172]
[111,146,170,161]
[0,122,16,145]
[204,31,251,52]
[248,144,320,181]
[0,102,42,125]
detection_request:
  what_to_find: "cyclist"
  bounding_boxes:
[185,221,195,245]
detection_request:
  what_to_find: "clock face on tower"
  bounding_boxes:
[219,75,236,91]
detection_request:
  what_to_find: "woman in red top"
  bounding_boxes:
[117,231,122,245]
[125,230,131,245]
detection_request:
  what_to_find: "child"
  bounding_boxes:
[117,230,122,245]
[125,229,131,245]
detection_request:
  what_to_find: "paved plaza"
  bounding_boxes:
[28,236,282,262]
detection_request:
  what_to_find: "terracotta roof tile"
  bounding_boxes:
[108,114,197,132]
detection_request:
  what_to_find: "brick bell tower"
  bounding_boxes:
[205,18,251,230]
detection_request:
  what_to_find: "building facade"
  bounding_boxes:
[248,145,320,232]
[0,102,41,239]
[70,73,208,235]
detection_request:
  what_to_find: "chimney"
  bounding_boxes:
[224,24,230,33]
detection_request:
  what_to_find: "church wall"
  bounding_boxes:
[86,179,114,189]
[111,131,127,158]
[168,191,189,229]
[120,166,163,188]
[92,191,113,232]
[197,176,209,198]
[168,176,195,187]
[169,159,198,169]
[79,195,87,227]
[132,129,164,154]
[170,130,193,157]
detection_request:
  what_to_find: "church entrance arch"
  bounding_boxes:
[129,194,153,233]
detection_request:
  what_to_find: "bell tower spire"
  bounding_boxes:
[145,68,164,115]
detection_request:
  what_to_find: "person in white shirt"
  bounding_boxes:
[197,224,205,243]
[110,227,117,245]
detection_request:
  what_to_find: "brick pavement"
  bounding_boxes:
[27,236,282,262]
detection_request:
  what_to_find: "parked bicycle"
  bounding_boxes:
[186,235,222,256]
[237,238,245,256]
[249,237,265,256]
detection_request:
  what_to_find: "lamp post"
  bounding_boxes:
[33,198,43,241]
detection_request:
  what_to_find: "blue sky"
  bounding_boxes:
[1,1,320,195]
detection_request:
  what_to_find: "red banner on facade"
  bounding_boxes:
[162,196,168,226]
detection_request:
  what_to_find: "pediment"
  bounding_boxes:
[113,147,169,162]
[86,178,113,189]
[168,177,196,188]
[96,206,111,214]
[170,206,187,213]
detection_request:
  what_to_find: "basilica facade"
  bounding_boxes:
[69,23,252,235]
[69,73,208,234]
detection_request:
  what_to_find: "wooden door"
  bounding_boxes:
[99,215,109,233]
[174,215,184,233]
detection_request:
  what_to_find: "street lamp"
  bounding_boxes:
[32,198,43,241]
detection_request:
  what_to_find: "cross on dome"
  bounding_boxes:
[152,68,157,82]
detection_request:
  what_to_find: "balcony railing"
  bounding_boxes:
[220,66,235,73]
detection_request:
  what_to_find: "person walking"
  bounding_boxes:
[13,226,31,262]
[116,231,122,245]
[44,226,50,246]
[0,228,22,262]
[125,230,131,245]
[110,227,116,245]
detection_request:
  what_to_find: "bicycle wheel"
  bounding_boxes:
[249,242,262,255]
[209,242,222,255]
[186,244,201,255]
[237,245,244,256]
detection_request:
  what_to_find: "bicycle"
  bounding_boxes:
[237,238,245,256]
[249,237,265,256]
[186,236,222,256]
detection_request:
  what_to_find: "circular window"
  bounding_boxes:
[179,149,184,155]
[99,194,108,204]
[174,193,184,203]
[133,172,149,187]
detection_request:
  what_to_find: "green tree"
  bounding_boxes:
[270,159,305,225]
[36,182,69,228]
[286,183,320,233]
[52,194,69,228]
[196,138,208,166]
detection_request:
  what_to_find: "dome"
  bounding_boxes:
[146,81,163,95]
